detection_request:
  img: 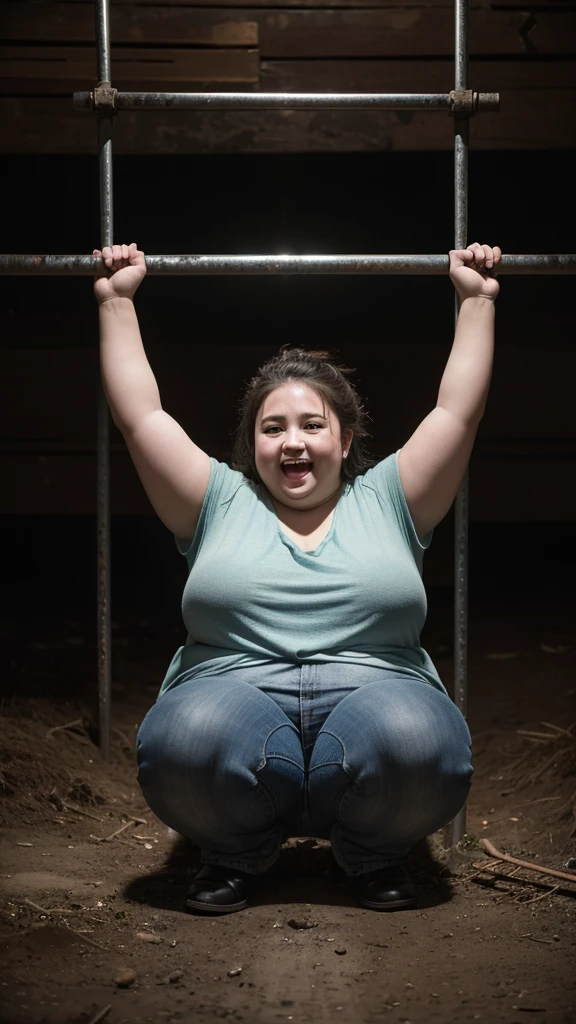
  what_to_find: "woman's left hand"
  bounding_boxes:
[449,242,501,302]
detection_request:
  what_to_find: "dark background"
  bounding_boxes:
[1,149,575,693]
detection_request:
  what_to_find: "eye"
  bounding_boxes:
[305,422,322,430]
[263,425,282,434]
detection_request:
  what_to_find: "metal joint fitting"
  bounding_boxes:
[448,89,478,117]
[93,81,118,115]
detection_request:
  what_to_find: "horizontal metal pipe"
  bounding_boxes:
[1,254,575,276]
[73,91,500,113]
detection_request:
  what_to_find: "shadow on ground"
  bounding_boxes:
[123,835,454,912]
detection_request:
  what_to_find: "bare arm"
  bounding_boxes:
[398,242,500,539]
[95,243,210,540]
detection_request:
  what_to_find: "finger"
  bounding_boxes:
[493,245,502,263]
[112,243,123,263]
[483,244,494,268]
[92,249,102,257]
[128,242,138,258]
[451,247,474,265]
[121,243,129,261]
[470,242,485,268]
[101,245,114,266]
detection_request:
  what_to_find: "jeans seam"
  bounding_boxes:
[255,721,302,773]
[310,728,354,776]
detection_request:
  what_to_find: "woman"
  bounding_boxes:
[94,240,500,914]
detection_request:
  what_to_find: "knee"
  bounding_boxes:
[137,686,233,777]
[318,681,472,784]
[137,679,304,791]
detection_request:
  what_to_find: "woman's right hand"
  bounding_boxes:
[93,242,147,304]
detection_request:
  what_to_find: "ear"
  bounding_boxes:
[342,429,353,456]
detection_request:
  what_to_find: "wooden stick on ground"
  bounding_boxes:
[62,801,104,822]
[64,925,106,950]
[480,839,576,884]
[101,815,147,842]
[24,898,76,915]
[86,1004,112,1024]
[46,718,83,738]
[541,721,576,737]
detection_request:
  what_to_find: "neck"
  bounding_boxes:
[272,482,343,516]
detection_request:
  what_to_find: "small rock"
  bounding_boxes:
[334,948,347,956]
[287,918,317,930]
[136,931,162,944]
[167,970,184,984]
[564,857,576,871]
[228,967,242,978]
[115,968,137,988]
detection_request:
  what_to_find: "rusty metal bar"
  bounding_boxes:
[95,0,113,763]
[451,0,470,849]
[73,90,500,113]
[1,254,574,276]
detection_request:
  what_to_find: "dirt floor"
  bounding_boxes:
[1,591,575,1024]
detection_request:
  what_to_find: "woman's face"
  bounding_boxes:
[254,382,352,509]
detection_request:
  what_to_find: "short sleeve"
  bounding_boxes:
[175,458,246,566]
[361,451,433,560]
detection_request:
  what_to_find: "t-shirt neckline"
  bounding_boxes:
[260,482,350,557]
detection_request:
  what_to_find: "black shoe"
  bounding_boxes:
[185,864,252,915]
[352,864,417,911]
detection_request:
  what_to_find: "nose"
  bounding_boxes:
[282,427,306,452]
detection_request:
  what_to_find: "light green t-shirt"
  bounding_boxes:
[159,453,445,696]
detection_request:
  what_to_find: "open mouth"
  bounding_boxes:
[281,459,313,480]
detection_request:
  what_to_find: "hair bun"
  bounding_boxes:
[278,344,332,363]
[304,349,332,362]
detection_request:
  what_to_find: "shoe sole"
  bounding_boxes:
[185,896,248,914]
[358,895,416,911]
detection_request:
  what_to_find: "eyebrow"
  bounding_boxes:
[260,413,328,425]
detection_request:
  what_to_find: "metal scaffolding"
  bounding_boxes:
[2,0,575,846]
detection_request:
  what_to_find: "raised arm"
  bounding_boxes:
[398,242,501,540]
[95,242,210,540]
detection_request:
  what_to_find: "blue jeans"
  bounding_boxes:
[137,662,472,876]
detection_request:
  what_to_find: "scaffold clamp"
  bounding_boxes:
[93,81,118,115]
[449,89,479,116]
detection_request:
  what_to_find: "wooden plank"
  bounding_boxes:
[0,3,259,47]
[260,57,576,91]
[1,59,574,150]
[0,46,260,92]
[7,52,571,95]
[3,4,574,57]
[250,9,576,58]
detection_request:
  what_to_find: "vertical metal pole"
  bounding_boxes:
[96,0,113,760]
[451,0,469,845]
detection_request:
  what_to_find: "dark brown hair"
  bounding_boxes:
[231,346,374,484]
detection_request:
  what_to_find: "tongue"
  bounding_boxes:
[282,462,312,479]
